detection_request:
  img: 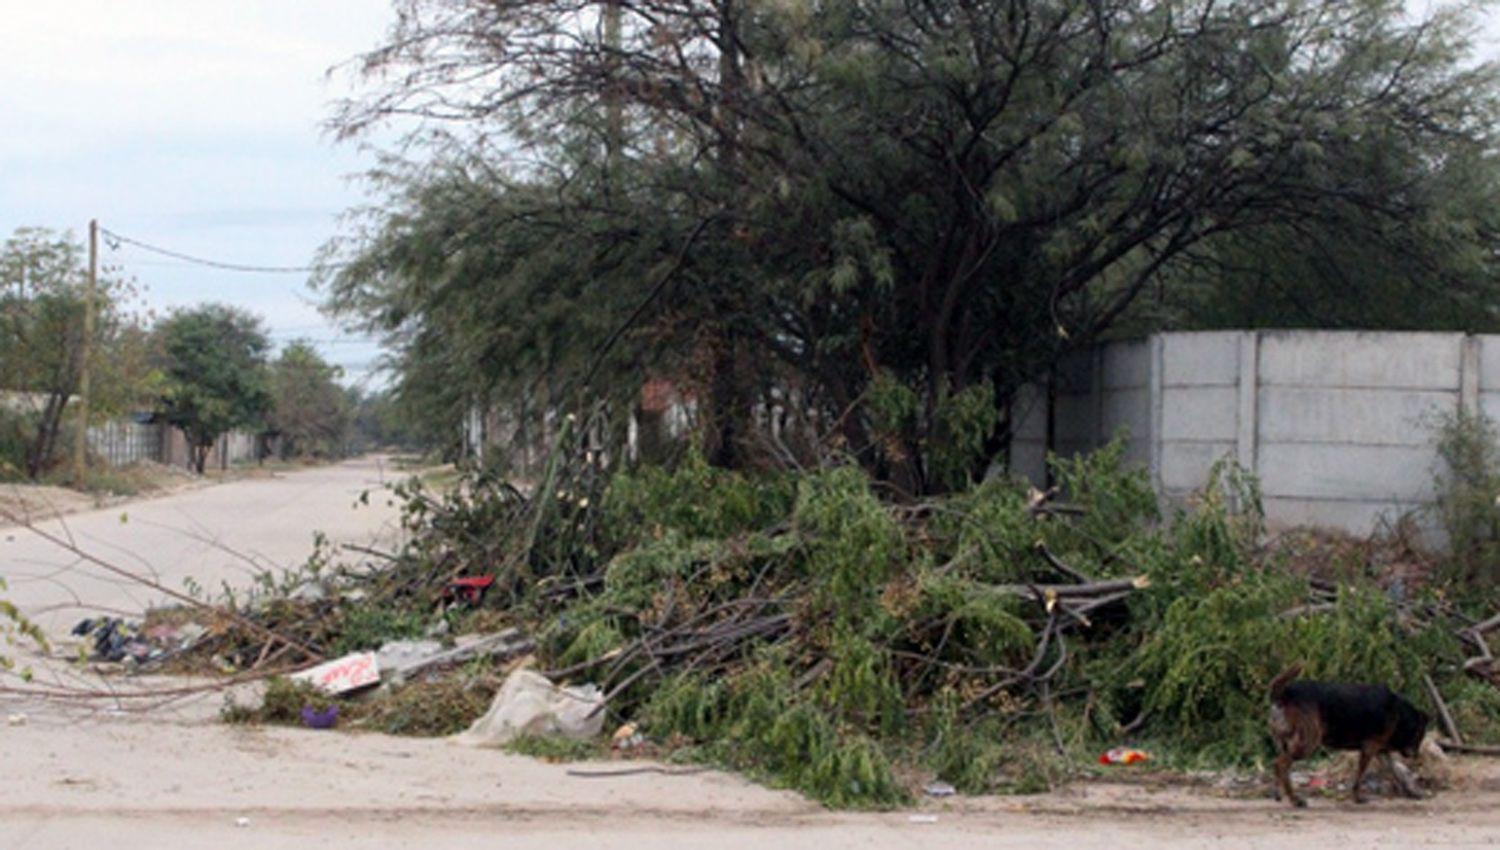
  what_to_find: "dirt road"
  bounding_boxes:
[3,709,1500,849]
[0,455,406,635]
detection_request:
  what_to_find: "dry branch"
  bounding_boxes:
[1424,673,1464,745]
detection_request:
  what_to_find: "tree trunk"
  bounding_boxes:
[706,331,744,468]
[26,391,69,479]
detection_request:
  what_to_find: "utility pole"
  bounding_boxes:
[74,219,97,484]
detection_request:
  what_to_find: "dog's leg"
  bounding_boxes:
[1351,746,1374,804]
[1275,750,1303,808]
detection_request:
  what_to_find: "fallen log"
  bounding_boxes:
[1437,738,1500,756]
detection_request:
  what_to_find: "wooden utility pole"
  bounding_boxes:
[74,219,97,484]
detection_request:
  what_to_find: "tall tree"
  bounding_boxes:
[267,341,351,459]
[0,228,155,480]
[325,0,1500,491]
[154,305,271,473]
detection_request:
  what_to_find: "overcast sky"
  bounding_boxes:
[3,2,1500,392]
[0,2,391,388]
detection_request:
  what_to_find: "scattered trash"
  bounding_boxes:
[234,817,250,828]
[375,639,444,673]
[1099,747,1150,765]
[907,814,939,824]
[444,575,496,606]
[291,651,381,695]
[378,630,531,686]
[455,668,604,747]
[923,780,956,797]
[69,616,205,666]
[611,722,646,751]
[6,714,26,726]
[301,704,340,729]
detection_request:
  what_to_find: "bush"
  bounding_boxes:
[1432,408,1500,588]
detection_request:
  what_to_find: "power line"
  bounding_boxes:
[99,225,349,274]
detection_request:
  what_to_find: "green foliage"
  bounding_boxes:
[1432,408,1500,588]
[504,734,606,762]
[0,576,48,678]
[929,382,1000,492]
[155,304,271,473]
[330,605,429,655]
[644,664,909,809]
[0,227,156,480]
[325,0,1500,488]
[600,449,796,546]
[268,341,351,459]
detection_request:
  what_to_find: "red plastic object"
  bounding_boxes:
[445,575,496,605]
[1099,747,1149,765]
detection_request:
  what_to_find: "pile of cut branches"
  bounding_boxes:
[159,434,1500,808]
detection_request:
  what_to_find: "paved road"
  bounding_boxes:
[0,456,406,635]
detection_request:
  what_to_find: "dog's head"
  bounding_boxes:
[1394,702,1430,759]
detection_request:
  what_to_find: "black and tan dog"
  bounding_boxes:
[1269,664,1428,807]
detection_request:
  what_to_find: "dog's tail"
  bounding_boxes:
[1269,663,1303,703]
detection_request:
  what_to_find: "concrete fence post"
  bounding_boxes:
[1460,335,1480,416]
[1236,331,1259,474]
[1149,334,1165,495]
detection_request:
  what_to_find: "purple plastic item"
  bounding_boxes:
[301,704,340,729]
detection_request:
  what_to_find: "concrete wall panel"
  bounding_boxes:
[1162,333,1242,386]
[1256,443,1436,501]
[1262,497,1427,536]
[1259,331,1460,389]
[1257,387,1455,447]
[1160,440,1236,493]
[1161,386,1239,442]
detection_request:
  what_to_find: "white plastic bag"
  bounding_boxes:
[455,668,604,746]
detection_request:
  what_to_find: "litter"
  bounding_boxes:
[301,705,340,729]
[907,814,939,824]
[444,575,496,606]
[377,630,531,686]
[1099,747,1150,765]
[455,668,604,747]
[611,722,646,751]
[6,714,26,726]
[923,780,956,797]
[235,817,250,828]
[291,651,381,695]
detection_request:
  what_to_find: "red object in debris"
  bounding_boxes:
[446,575,496,605]
[1099,747,1150,765]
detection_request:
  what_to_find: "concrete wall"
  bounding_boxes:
[1009,339,1154,487]
[1013,330,1480,537]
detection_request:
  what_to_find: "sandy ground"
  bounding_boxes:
[4,458,1500,848]
[3,706,1500,849]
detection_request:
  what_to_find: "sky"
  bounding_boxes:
[0,2,393,389]
[3,1,1500,394]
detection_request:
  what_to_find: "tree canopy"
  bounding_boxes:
[0,227,156,480]
[268,341,352,459]
[155,304,271,473]
[322,0,1500,491]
